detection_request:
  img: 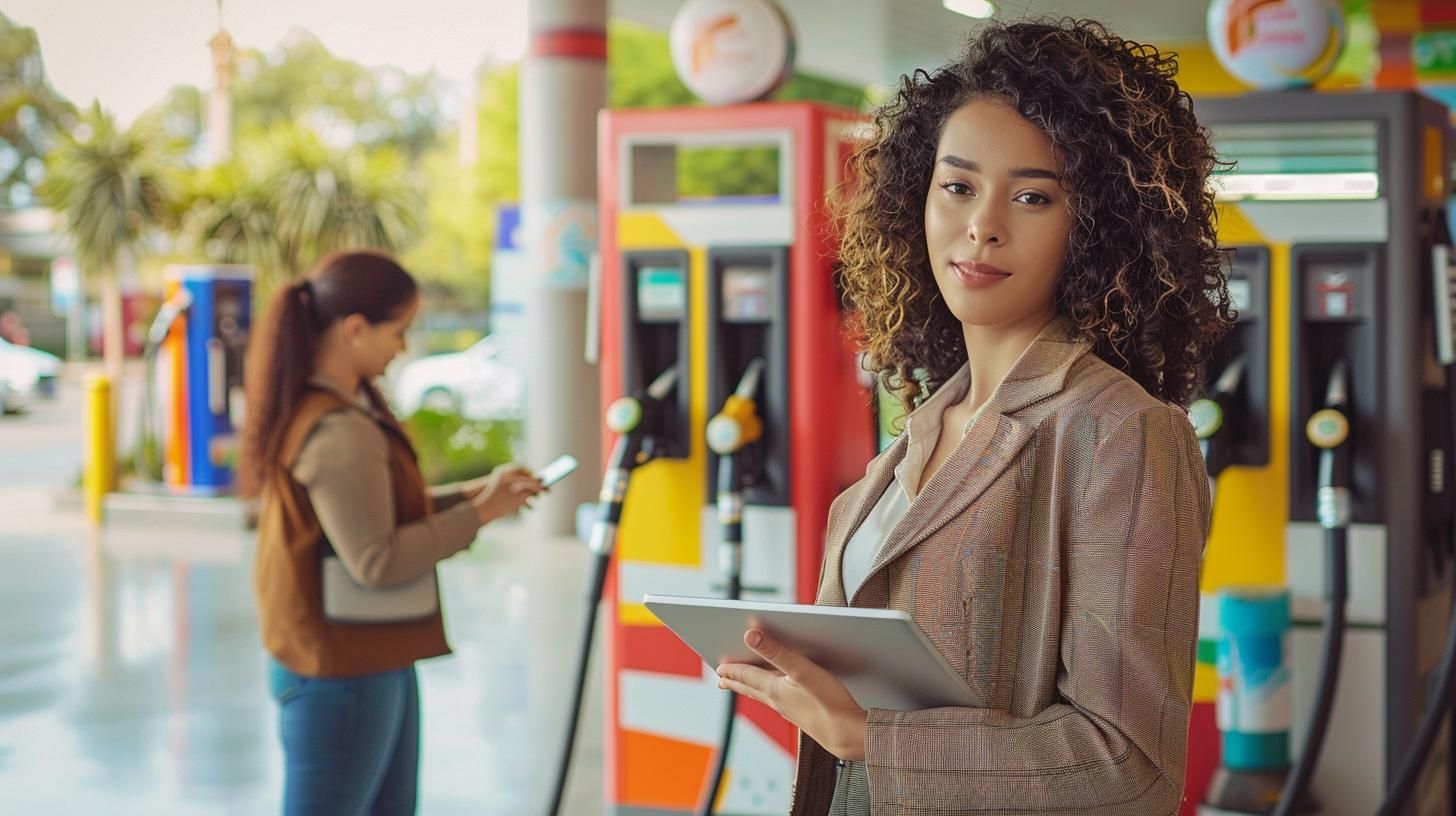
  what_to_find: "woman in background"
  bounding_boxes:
[239,249,542,816]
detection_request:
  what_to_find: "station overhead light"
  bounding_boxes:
[944,0,996,18]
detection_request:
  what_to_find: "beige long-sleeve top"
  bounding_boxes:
[291,395,480,589]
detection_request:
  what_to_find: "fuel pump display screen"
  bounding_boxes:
[637,266,687,322]
[721,265,774,323]
[1227,278,1252,315]
[1304,260,1372,321]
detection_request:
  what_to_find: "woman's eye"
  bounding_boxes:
[940,181,973,196]
[1016,191,1050,206]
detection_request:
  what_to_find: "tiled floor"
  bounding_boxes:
[0,374,606,815]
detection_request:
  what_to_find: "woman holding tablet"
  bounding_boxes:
[713,19,1228,815]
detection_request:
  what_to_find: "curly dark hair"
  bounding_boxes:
[836,18,1234,411]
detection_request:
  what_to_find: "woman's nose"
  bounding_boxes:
[966,204,1005,245]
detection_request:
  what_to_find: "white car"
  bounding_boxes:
[0,336,60,405]
[390,337,523,420]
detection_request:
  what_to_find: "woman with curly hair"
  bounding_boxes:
[714,19,1233,815]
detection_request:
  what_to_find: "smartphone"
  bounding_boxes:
[536,454,580,488]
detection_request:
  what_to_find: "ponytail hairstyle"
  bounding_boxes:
[238,249,419,497]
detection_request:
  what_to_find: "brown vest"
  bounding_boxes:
[253,388,450,677]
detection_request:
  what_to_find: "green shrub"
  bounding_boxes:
[403,408,522,485]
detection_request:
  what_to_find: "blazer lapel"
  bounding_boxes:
[858,413,1035,597]
[817,432,907,607]
[854,319,1092,597]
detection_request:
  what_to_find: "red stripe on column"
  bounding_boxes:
[530,28,607,60]
[1182,701,1220,816]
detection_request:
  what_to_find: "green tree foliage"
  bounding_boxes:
[407,21,868,306]
[153,20,864,307]
[1330,0,1378,85]
[153,29,447,161]
[231,30,446,159]
[42,105,177,270]
[0,10,76,207]
[153,85,202,146]
[180,158,277,271]
[402,63,517,303]
[609,23,697,110]
[178,122,420,291]
[40,104,179,376]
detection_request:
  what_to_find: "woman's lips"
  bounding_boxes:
[950,261,1011,288]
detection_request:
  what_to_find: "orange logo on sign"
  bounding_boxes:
[691,13,744,75]
[1224,0,1284,55]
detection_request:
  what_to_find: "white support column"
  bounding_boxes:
[520,0,607,537]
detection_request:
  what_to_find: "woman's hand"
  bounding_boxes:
[469,464,544,525]
[715,629,868,762]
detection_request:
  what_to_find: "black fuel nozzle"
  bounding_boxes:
[1190,355,1247,479]
[589,365,679,558]
[603,365,678,466]
[706,358,766,587]
[552,363,680,816]
[1307,358,1353,530]
[1271,363,1355,816]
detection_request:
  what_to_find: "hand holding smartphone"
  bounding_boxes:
[536,454,579,488]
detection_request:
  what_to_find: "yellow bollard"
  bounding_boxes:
[84,373,117,524]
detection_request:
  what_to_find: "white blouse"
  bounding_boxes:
[840,366,985,601]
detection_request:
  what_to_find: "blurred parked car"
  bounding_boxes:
[0,336,60,404]
[390,336,523,420]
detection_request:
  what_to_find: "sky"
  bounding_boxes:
[2,0,530,124]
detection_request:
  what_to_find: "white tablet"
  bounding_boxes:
[642,594,978,711]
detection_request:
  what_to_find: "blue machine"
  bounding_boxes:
[156,265,252,493]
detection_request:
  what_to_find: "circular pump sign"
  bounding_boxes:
[669,0,796,105]
[1207,0,1345,90]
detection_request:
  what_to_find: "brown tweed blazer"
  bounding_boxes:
[790,319,1210,815]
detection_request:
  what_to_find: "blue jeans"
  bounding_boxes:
[268,659,420,816]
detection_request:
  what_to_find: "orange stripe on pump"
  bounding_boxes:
[622,730,714,808]
[164,280,190,486]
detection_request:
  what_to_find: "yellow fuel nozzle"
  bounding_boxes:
[707,358,766,455]
[707,395,763,455]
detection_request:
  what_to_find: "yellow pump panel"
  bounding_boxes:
[1201,204,1291,592]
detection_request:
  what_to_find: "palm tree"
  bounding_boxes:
[178,159,282,278]
[0,10,78,207]
[180,122,419,294]
[315,147,419,257]
[41,103,176,379]
[265,123,420,278]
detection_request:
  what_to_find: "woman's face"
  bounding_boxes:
[349,295,418,380]
[923,97,1074,332]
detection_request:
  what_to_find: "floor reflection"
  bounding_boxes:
[0,494,602,815]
